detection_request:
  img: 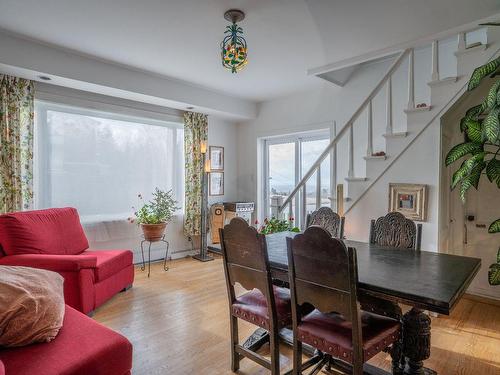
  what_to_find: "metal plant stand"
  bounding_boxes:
[140,235,170,278]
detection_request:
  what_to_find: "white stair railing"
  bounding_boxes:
[278,48,411,226]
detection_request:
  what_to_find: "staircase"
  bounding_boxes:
[279,26,500,228]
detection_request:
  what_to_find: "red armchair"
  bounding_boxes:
[0,208,134,314]
[0,304,133,375]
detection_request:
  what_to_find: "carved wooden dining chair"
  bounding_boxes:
[369,211,422,250]
[219,217,292,375]
[286,226,401,375]
[305,206,345,238]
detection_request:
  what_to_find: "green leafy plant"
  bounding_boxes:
[130,188,180,225]
[257,217,300,235]
[445,56,500,285]
[489,248,500,286]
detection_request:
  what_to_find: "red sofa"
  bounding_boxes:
[0,208,134,314]
[0,304,133,375]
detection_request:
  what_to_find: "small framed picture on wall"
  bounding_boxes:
[209,146,224,171]
[209,172,224,196]
[388,183,428,221]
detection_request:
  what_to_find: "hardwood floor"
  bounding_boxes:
[94,256,500,375]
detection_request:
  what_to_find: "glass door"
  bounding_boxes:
[263,130,330,225]
[266,141,296,218]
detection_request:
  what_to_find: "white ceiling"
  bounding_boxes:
[0,0,499,102]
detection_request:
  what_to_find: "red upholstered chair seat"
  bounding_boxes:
[0,305,132,375]
[232,286,292,329]
[85,250,134,282]
[297,309,400,363]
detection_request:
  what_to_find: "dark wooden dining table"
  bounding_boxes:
[243,231,481,375]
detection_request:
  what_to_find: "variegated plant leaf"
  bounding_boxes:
[489,263,500,285]
[486,158,500,184]
[459,162,485,201]
[483,107,500,143]
[460,104,483,131]
[488,220,500,234]
[468,57,500,91]
[445,142,483,166]
[481,80,500,112]
[451,160,468,190]
[465,120,482,142]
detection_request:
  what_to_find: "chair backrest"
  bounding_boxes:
[219,218,278,326]
[369,212,422,250]
[287,226,363,361]
[0,207,89,256]
[305,207,345,238]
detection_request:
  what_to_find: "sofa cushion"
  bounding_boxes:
[84,250,134,282]
[0,305,133,375]
[0,208,89,256]
[0,266,65,347]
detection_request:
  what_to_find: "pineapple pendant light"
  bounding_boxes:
[221,9,248,73]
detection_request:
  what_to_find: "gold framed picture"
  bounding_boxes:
[209,172,224,196]
[389,183,428,222]
[209,146,224,171]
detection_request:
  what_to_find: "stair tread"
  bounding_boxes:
[364,155,387,160]
[428,76,458,87]
[404,105,432,114]
[328,196,352,202]
[383,131,408,138]
[345,177,368,182]
[454,43,488,56]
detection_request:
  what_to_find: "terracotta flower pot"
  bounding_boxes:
[141,223,167,241]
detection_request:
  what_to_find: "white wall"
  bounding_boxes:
[208,117,238,205]
[345,124,440,250]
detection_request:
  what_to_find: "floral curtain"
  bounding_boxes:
[183,111,208,236]
[0,75,34,214]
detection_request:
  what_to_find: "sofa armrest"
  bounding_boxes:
[0,254,98,272]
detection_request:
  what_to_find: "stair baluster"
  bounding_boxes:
[316,165,321,210]
[457,32,466,52]
[385,76,393,135]
[367,100,373,157]
[348,123,355,178]
[432,40,440,82]
[407,48,415,110]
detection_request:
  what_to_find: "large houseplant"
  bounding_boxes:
[445,55,500,285]
[130,188,180,241]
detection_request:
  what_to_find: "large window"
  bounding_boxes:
[35,102,184,223]
[263,131,330,224]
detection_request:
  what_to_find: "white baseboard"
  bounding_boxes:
[132,247,198,264]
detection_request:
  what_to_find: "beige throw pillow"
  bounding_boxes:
[0,266,65,347]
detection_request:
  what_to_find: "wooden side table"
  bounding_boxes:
[140,235,170,277]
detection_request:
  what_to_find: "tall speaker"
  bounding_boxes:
[210,204,225,244]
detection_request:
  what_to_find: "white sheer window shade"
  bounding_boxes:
[35,102,184,226]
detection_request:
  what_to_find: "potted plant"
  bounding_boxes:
[444,55,500,285]
[257,217,300,235]
[129,188,180,241]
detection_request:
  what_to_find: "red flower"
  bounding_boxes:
[254,220,259,225]
[289,217,294,221]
